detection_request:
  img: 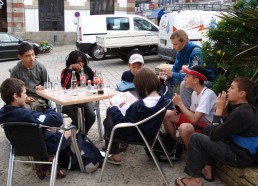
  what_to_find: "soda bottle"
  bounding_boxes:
[98,79,104,94]
[93,70,99,90]
[71,70,78,96]
[80,67,86,89]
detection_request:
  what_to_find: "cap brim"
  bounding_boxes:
[182,67,207,81]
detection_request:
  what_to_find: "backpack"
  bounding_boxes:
[145,133,184,162]
[70,131,103,173]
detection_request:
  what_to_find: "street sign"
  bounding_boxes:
[74,11,80,17]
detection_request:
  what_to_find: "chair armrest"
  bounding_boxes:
[40,124,76,131]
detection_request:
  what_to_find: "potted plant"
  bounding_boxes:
[39,41,53,54]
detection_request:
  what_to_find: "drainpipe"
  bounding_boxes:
[11,0,14,33]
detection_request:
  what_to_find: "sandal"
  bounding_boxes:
[107,156,122,165]
[46,165,67,179]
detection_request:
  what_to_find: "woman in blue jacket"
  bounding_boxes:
[103,67,171,164]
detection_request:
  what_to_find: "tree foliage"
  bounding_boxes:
[202,0,258,106]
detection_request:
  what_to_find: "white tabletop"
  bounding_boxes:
[36,88,118,106]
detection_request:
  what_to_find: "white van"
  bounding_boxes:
[158,10,222,62]
[76,14,159,60]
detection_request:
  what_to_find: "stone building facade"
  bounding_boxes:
[0,0,136,45]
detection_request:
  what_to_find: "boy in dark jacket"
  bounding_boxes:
[175,77,258,186]
[0,78,71,179]
[121,53,144,82]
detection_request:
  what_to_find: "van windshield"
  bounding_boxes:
[133,17,158,32]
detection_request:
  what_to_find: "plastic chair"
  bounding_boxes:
[1,122,75,186]
[99,100,173,186]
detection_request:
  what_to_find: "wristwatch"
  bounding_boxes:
[212,116,222,126]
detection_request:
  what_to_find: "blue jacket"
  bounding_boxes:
[168,41,202,83]
[107,95,170,141]
[0,106,67,155]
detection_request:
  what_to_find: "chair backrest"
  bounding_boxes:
[3,122,49,158]
[141,104,168,143]
[115,99,172,143]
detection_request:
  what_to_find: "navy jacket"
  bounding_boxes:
[108,95,170,141]
[0,106,67,155]
[121,70,134,82]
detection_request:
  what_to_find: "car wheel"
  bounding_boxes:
[34,47,40,56]
[120,55,128,62]
[90,45,105,60]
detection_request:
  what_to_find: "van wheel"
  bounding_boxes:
[120,55,128,62]
[90,45,105,60]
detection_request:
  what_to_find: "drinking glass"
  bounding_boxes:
[159,71,166,85]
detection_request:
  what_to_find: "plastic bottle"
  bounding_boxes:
[80,67,86,89]
[53,76,60,91]
[87,80,92,91]
[71,70,78,96]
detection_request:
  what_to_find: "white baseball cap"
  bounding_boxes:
[129,54,144,64]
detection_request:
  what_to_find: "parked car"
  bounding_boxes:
[0,32,40,61]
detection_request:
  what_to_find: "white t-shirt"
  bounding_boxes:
[190,87,217,123]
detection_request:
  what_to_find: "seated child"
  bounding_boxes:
[163,65,217,149]
[0,78,71,179]
[121,53,144,82]
[103,67,170,164]
[119,53,144,151]
[61,50,96,133]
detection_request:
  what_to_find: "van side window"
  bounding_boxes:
[106,17,130,31]
[133,17,158,32]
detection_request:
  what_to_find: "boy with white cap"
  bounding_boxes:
[121,53,144,82]
[115,53,144,152]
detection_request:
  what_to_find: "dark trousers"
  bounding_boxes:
[185,133,253,177]
[103,111,119,154]
[62,102,96,133]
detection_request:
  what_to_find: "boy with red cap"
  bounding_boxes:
[163,65,217,149]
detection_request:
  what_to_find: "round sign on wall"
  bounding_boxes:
[149,4,155,9]
[74,11,80,17]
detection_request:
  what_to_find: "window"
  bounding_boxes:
[106,17,129,31]
[133,17,159,32]
[90,0,114,15]
[38,0,64,31]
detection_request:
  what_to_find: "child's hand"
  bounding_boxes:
[172,93,182,106]
[163,67,173,77]
[35,84,44,90]
[119,102,126,108]
[70,64,81,72]
[216,91,228,115]
[25,96,35,103]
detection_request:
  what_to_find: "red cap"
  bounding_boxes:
[182,67,208,81]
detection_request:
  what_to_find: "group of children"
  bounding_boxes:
[0,42,257,185]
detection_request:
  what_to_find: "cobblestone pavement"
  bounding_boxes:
[0,45,226,186]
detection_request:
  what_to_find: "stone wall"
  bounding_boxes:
[23,32,76,46]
